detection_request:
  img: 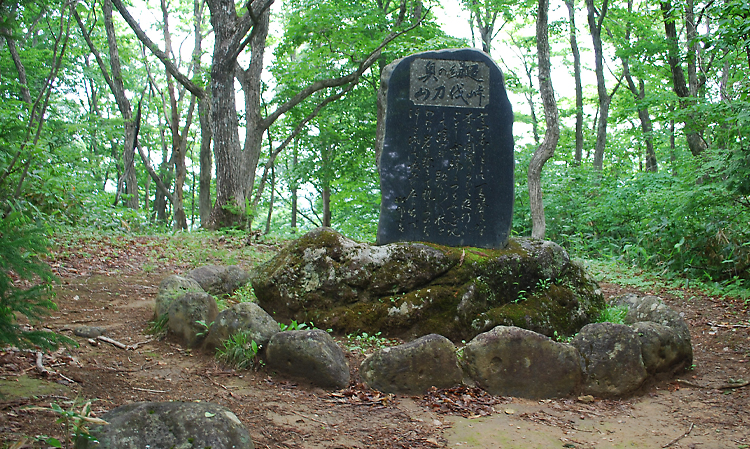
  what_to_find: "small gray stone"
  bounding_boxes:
[632,321,693,374]
[360,334,462,395]
[73,326,106,338]
[462,326,583,398]
[154,275,204,320]
[167,291,218,348]
[613,294,690,340]
[75,401,253,449]
[266,329,349,389]
[572,322,648,397]
[187,265,250,296]
[204,302,279,351]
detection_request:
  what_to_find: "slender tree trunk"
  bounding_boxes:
[586,0,611,171]
[199,98,213,227]
[264,165,275,235]
[565,0,583,164]
[102,0,138,209]
[239,11,270,218]
[291,141,298,232]
[194,0,212,228]
[661,0,708,156]
[155,120,172,222]
[160,0,190,231]
[528,0,560,239]
[322,186,332,228]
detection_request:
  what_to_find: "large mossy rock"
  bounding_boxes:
[250,227,604,342]
[76,401,253,449]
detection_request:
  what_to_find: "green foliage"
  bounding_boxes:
[26,400,107,449]
[215,331,261,370]
[278,320,309,332]
[147,313,169,337]
[0,209,73,349]
[195,320,213,338]
[595,305,629,325]
[231,284,257,303]
[344,331,394,354]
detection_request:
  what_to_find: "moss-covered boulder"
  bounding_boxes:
[265,329,350,389]
[250,227,604,342]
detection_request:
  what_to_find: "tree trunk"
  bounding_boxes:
[102,0,138,209]
[291,141,298,232]
[528,0,560,239]
[204,0,251,229]
[195,0,212,228]
[198,98,213,228]
[322,186,332,228]
[161,0,187,230]
[264,165,275,235]
[637,79,657,172]
[621,68,657,172]
[565,0,583,164]
[660,0,708,157]
[586,0,610,171]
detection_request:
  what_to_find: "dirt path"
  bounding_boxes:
[1,237,748,448]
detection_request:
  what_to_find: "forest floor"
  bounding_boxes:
[0,233,749,449]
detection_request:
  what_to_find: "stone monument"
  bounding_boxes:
[376,48,514,249]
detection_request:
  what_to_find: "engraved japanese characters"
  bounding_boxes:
[377,49,514,249]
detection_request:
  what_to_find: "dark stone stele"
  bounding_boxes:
[377,48,514,249]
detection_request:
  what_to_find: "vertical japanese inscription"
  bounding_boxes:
[400,108,490,239]
[377,49,514,249]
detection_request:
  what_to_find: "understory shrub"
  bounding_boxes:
[0,208,72,349]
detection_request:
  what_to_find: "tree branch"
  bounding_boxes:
[109,0,205,100]
[228,0,274,63]
[260,12,426,131]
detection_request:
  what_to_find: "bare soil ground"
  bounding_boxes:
[1,234,748,448]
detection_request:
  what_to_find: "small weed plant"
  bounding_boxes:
[232,284,257,303]
[345,331,394,354]
[279,320,309,331]
[195,320,213,338]
[595,305,629,325]
[147,314,169,337]
[553,330,575,343]
[25,400,107,448]
[216,331,261,370]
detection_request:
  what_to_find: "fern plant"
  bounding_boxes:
[0,210,72,349]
